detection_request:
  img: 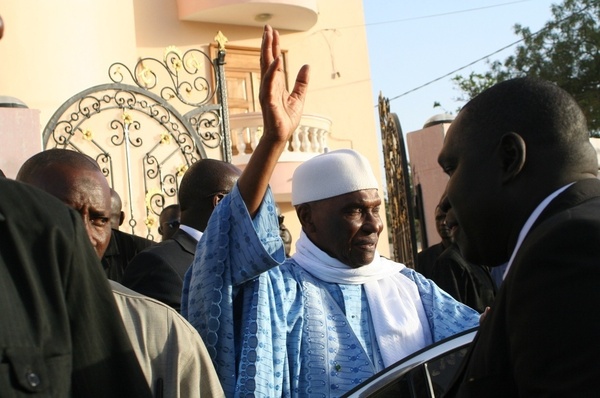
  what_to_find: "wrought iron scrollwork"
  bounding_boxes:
[43,40,232,239]
[187,108,223,150]
[107,46,229,156]
[108,47,217,108]
[43,83,206,238]
[378,93,418,267]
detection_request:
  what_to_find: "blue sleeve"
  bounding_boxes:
[401,268,480,341]
[181,184,285,396]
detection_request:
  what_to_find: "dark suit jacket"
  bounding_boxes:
[0,178,152,397]
[431,243,496,313]
[101,229,155,283]
[416,242,446,278]
[122,229,197,311]
[448,178,600,397]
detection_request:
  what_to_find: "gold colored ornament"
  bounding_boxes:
[215,31,228,50]
[144,217,156,228]
[176,164,189,176]
[122,112,133,125]
[186,54,203,71]
[172,59,183,71]
[160,133,171,145]
[164,45,183,61]
[138,64,153,88]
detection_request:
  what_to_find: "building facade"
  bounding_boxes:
[0,0,390,256]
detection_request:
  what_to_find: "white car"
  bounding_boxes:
[342,327,478,398]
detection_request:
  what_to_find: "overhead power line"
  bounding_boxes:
[379,1,593,106]
[362,0,532,28]
[336,0,533,30]
[384,36,527,104]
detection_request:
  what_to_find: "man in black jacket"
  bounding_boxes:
[416,200,453,278]
[123,158,241,311]
[441,77,600,397]
[102,188,154,282]
[158,204,181,241]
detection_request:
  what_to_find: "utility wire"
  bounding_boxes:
[379,1,592,106]
[384,36,527,103]
[337,0,533,30]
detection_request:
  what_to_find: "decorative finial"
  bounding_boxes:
[215,31,228,51]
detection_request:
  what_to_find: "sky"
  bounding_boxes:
[363,0,557,135]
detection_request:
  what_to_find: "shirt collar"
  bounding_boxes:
[503,183,574,280]
[178,224,203,242]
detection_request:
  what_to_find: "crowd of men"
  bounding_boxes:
[2,23,600,398]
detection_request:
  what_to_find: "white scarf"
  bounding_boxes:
[292,231,432,367]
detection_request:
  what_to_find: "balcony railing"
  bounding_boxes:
[229,112,332,163]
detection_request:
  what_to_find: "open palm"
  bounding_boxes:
[259,25,310,144]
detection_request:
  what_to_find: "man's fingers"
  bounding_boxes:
[260,25,274,75]
[289,64,310,102]
[259,26,310,111]
[271,29,281,60]
[258,56,283,103]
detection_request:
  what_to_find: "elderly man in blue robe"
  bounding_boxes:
[182,25,480,398]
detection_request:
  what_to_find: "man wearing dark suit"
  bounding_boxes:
[158,203,181,241]
[122,159,241,311]
[102,229,155,282]
[101,188,155,282]
[431,242,495,313]
[439,78,600,396]
[416,201,453,278]
[0,177,152,397]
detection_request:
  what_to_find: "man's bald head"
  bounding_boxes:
[457,77,597,177]
[178,159,241,231]
[17,149,112,258]
[17,149,101,183]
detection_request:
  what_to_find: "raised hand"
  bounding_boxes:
[238,25,310,216]
[259,25,310,144]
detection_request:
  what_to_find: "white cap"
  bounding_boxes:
[291,149,379,205]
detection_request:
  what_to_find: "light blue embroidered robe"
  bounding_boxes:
[182,186,479,398]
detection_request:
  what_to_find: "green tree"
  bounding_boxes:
[453,0,600,135]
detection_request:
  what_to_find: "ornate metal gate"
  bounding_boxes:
[378,93,418,267]
[43,39,230,240]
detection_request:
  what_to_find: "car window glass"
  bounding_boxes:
[428,346,469,396]
[367,345,469,398]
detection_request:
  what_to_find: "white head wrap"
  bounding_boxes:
[291,149,379,205]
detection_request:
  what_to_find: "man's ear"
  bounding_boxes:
[499,132,526,184]
[118,211,125,226]
[211,193,224,208]
[296,203,316,233]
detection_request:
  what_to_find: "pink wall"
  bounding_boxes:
[406,123,450,247]
[0,108,41,178]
